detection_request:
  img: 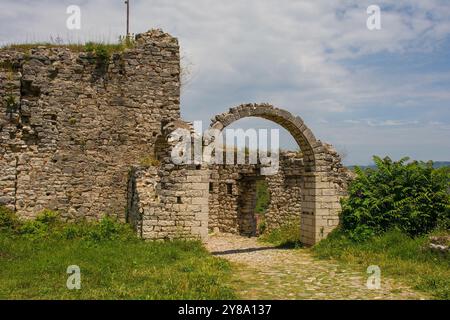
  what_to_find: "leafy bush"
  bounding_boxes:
[257,218,266,235]
[342,156,450,241]
[0,206,21,231]
[85,216,136,242]
[19,220,49,238]
[18,210,61,239]
[35,209,60,225]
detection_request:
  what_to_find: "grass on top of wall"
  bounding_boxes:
[1,37,135,60]
[0,207,236,300]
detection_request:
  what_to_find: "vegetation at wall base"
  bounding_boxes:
[259,221,303,248]
[313,229,450,299]
[0,206,235,299]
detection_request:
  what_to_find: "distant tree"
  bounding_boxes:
[180,51,194,92]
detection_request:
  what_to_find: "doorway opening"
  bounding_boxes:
[237,177,270,236]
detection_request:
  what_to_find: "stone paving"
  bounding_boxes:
[205,233,428,300]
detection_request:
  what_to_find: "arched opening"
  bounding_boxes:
[207,103,330,245]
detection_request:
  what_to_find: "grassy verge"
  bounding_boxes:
[258,222,303,248]
[0,208,236,300]
[313,229,450,299]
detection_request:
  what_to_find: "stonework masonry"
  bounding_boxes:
[208,153,304,236]
[1,29,353,245]
[0,30,180,220]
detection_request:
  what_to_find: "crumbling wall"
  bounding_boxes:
[127,163,209,241]
[0,29,180,220]
[127,119,209,241]
[208,164,256,234]
[208,152,305,236]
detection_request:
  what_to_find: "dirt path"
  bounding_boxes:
[205,234,427,300]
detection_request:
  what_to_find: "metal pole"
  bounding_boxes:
[125,0,130,37]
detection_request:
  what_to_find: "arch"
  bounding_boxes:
[208,103,339,246]
[209,103,322,171]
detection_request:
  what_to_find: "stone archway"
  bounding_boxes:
[208,103,344,245]
[127,103,349,245]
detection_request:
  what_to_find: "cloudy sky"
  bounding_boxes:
[1,0,449,164]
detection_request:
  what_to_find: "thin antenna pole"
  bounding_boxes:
[125,0,130,37]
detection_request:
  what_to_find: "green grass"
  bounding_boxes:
[1,38,135,65]
[259,222,303,248]
[313,229,450,299]
[0,208,236,300]
[2,43,87,52]
[255,180,270,214]
[1,40,134,53]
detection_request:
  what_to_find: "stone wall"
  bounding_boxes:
[127,164,209,241]
[125,111,352,244]
[0,29,180,220]
[1,30,352,245]
[127,120,209,241]
[299,143,354,245]
[208,152,305,236]
[128,148,351,242]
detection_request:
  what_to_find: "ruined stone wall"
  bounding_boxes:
[300,144,354,244]
[127,120,209,241]
[209,164,248,234]
[127,163,209,241]
[0,29,180,220]
[265,153,304,231]
[128,146,352,241]
[208,152,304,236]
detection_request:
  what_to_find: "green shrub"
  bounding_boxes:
[85,216,135,242]
[257,218,266,234]
[0,206,21,231]
[19,220,49,238]
[18,209,60,239]
[342,156,450,241]
[35,209,60,225]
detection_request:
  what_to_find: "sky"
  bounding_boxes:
[1,0,449,165]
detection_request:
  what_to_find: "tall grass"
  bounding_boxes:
[0,207,236,300]
[313,229,450,299]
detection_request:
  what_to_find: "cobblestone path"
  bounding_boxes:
[205,234,428,300]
